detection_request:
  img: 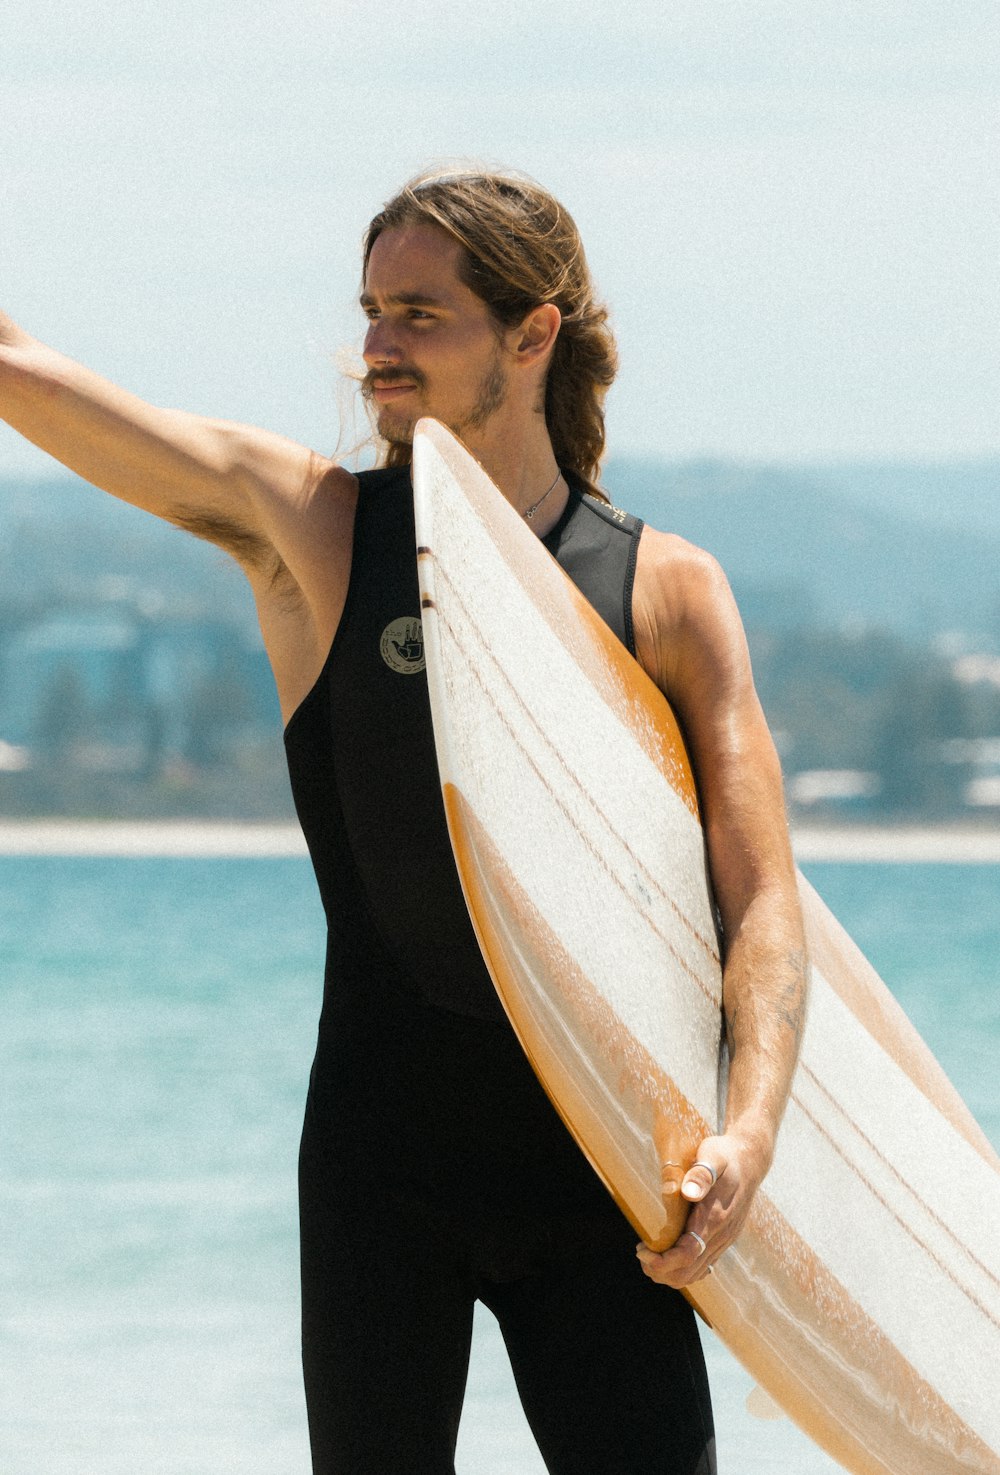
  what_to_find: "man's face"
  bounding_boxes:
[361,222,510,448]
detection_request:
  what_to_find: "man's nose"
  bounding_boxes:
[363,320,401,366]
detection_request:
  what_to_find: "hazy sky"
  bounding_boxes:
[2,0,998,475]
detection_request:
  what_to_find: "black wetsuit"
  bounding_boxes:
[284,466,716,1475]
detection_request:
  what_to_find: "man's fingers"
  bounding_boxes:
[682,1147,726,1201]
[636,1233,721,1288]
[637,1229,705,1271]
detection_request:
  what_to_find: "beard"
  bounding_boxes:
[461,354,508,433]
[362,350,508,447]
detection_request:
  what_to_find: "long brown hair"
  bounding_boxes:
[362,166,618,488]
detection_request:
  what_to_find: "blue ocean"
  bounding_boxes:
[2,853,997,1474]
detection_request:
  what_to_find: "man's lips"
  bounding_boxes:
[371,381,417,402]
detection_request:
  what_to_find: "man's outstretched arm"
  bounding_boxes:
[1,310,262,531]
[0,309,342,568]
[632,531,807,1289]
[0,309,358,717]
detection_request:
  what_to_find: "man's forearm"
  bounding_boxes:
[0,310,259,529]
[1,316,203,493]
[719,888,808,1168]
[636,886,807,1289]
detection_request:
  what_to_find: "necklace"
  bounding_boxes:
[522,468,562,522]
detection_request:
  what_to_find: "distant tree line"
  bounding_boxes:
[0,597,293,819]
[748,623,1000,819]
[1,586,999,822]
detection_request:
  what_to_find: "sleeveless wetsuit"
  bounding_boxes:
[285,466,716,1475]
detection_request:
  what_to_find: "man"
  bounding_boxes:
[1,166,807,1474]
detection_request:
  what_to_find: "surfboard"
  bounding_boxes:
[412,418,1000,1475]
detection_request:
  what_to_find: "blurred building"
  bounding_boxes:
[0,600,281,796]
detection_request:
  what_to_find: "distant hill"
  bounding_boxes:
[797,459,1000,537]
[0,475,255,632]
[3,460,999,648]
[604,458,1000,646]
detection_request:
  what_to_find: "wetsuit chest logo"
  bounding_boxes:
[380,617,426,675]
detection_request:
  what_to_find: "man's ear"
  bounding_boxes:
[512,303,562,367]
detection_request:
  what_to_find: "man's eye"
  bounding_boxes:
[364,308,381,321]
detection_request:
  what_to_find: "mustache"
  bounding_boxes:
[361,366,426,401]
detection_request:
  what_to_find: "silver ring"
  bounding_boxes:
[687,1231,707,1256]
[691,1160,718,1187]
[705,1265,714,1276]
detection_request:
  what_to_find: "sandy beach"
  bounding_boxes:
[1,817,1000,862]
[0,819,309,857]
[790,825,1000,863]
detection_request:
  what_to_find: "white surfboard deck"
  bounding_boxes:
[412,418,1000,1475]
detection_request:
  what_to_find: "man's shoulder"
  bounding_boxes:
[633,524,750,696]
[636,523,729,595]
[633,523,743,661]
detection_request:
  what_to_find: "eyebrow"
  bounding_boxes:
[359,290,449,309]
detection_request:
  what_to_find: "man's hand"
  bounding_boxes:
[635,1130,770,1289]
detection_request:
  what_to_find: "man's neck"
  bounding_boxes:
[460,417,567,536]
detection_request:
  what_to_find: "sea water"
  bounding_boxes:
[1,854,997,1474]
